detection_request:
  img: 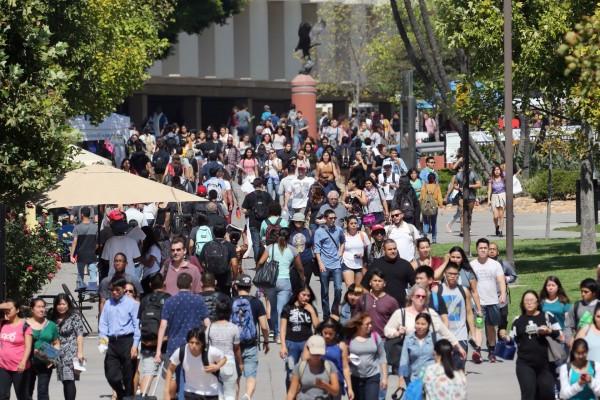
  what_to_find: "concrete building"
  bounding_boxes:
[123,0,390,130]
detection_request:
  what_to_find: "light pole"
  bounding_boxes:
[504,0,514,264]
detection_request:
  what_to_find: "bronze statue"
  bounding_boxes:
[295,20,325,75]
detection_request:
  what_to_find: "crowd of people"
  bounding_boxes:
[0,105,593,400]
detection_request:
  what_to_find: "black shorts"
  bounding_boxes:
[482,304,501,326]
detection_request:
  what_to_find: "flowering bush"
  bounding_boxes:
[5,218,62,302]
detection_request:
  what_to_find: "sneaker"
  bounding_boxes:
[472,350,482,364]
[276,336,281,344]
[489,353,497,363]
[241,394,251,400]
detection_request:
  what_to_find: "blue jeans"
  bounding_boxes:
[267,177,280,201]
[76,261,98,288]
[285,339,306,389]
[249,227,261,262]
[293,133,301,151]
[423,213,438,241]
[351,373,380,400]
[320,268,342,319]
[265,278,292,337]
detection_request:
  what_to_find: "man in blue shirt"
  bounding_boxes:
[98,276,141,399]
[419,156,439,183]
[154,272,209,397]
[314,209,345,320]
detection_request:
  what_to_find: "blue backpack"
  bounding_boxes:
[231,297,257,345]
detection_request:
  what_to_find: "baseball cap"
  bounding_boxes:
[371,224,385,234]
[197,185,207,196]
[291,213,306,223]
[234,274,252,287]
[306,335,326,356]
[383,160,392,168]
[107,209,125,221]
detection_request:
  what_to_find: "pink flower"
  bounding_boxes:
[26,265,33,272]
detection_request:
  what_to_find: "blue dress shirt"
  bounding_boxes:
[99,295,141,346]
[314,225,345,270]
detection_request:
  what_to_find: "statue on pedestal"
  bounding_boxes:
[295,20,325,75]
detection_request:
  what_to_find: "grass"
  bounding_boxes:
[431,238,600,320]
[555,224,600,233]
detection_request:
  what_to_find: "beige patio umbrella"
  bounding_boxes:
[71,146,112,166]
[40,164,204,208]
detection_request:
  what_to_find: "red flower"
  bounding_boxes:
[26,265,33,272]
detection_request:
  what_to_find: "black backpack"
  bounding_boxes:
[204,239,229,275]
[397,194,415,221]
[201,291,221,322]
[153,153,168,174]
[140,292,170,341]
[252,191,270,221]
[264,217,282,246]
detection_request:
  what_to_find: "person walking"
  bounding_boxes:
[314,209,345,320]
[559,338,600,399]
[286,335,340,400]
[487,165,507,237]
[279,285,319,388]
[346,313,388,400]
[398,313,437,388]
[98,277,141,400]
[162,237,202,296]
[288,213,315,286]
[576,305,600,364]
[0,299,32,400]
[500,290,561,400]
[27,298,60,400]
[385,207,420,263]
[154,273,210,398]
[69,206,98,288]
[540,276,572,331]
[241,178,272,261]
[342,216,369,287]
[423,339,467,400]
[207,298,243,400]
[355,269,399,339]
[50,294,85,400]
[256,228,304,342]
[199,224,239,296]
[231,275,270,400]
[420,172,443,244]
[164,327,227,400]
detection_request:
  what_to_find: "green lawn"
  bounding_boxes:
[431,238,600,320]
[555,224,600,233]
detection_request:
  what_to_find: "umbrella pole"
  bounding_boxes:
[0,203,6,300]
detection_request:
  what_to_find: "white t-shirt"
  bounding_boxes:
[101,235,141,276]
[470,258,504,306]
[386,222,420,262]
[169,345,225,396]
[204,177,231,202]
[125,208,147,227]
[142,203,158,222]
[142,244,162,279]
[287,176,315,209]
[127,226,146,244]
[278,174,296,198]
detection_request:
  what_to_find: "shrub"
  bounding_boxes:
[525,169,579,202]
[5,218,62,303]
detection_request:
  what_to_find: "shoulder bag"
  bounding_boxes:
[252,246,279,288]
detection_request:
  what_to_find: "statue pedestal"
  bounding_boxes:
[291,74,318,142]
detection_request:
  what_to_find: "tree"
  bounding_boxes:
[0,0,174,205]
[561,6,600,254]
[161,0,247,44]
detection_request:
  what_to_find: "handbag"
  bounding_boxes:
[494,339,516,360]
[252,246,279,288]
[36,341,61,364]
[545,313,567,363]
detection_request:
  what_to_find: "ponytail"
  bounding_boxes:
[278,227,290,252]
[434,339,456,379]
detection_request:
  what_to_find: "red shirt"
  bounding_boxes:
[163,261,202,296]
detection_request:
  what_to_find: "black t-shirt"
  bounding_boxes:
[201,290,231,321]
[278,149,297,169]
[281,303,313,342]
[511,312,558,366]
[130,151,150,174]
[73,222,98,264]
[362,257,415,306]
[241,190,271,228]
[200,141,222,157]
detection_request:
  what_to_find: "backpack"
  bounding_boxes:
[166,135,178,152]
[153,153,168,174]
[398,194,415,221]
[203,239,229,275]
[205,180,223,202]
[231,296,257,345]
[264,217,282,246]
[252,191,270,221]
[420,187,438,217]
[195,225,213,256]
[438,284,467,303]
[140,292,170,341]
[201,291,221,322]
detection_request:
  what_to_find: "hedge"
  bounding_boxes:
[525,169,579,202]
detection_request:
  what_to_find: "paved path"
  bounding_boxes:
[36,206,577,399]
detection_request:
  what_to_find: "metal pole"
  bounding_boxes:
[0,203,6,300]
[545,151,552,238]
[462,122,471,253]
[503,0,514,263]
[407,96,416,168]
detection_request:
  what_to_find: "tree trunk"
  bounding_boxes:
[417,0,450,89]
[580,154,597,255]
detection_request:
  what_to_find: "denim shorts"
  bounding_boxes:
[241,345,259,378]
[483,304,501,326]
[140,353,160,376]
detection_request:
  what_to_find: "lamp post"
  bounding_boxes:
[504,0,514,264]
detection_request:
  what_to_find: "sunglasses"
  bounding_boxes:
[391,213,402,217]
